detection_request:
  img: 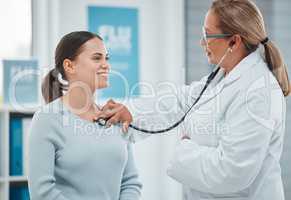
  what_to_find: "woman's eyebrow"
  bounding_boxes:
[206,26,222,34]
[205,27,215,33]
[92,52,109,57]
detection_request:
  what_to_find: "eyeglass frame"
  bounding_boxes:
[202,27,233,46]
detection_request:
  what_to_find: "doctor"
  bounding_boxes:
[98,0,290,199]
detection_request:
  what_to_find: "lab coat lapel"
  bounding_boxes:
[193,69,226,109]
[193,51,262,109]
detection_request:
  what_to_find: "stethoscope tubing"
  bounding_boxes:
[96,66,221,134]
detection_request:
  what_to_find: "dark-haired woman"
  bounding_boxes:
[28,31,142,200]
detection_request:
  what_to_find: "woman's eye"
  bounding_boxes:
[106,56,110,61]
[93,57,102,60]
[93,56,109,61]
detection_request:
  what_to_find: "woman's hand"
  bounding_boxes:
[96,99,133,133]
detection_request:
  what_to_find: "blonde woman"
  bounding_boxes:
[100,0,290,199]
[28,31,142,200]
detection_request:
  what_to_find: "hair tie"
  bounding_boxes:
[261,37,269,45]
[51,68,59,78]
[58,72,69,86]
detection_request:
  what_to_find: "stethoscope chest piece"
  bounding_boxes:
[95,118,107,127]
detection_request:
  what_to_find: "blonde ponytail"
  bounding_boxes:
[263,41,290,96]
[211,0,291,97]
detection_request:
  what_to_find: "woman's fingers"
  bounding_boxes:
[106,113,120,127]
[107,99,116,104]
[97,102,119,119]
[101,100,116,112]
[122,121,130,133]
[101,101,124,115]
[94,100,133,132]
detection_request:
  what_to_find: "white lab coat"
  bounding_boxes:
[127,50,286,200]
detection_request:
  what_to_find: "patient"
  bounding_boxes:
[28,31,142,200]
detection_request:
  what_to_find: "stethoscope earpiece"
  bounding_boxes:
[229,40,235,53]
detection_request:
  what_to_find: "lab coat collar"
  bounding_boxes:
[223,50,262,85]
[194,50,262,109]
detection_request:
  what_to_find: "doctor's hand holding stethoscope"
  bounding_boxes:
[95,0,290,199]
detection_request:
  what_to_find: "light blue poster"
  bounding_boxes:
[3,59,39,105]
[88,6,139,98]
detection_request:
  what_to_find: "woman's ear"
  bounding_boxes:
[230,34,242,51]
[63,59,75,74]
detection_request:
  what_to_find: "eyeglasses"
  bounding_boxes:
[202,27,232,46]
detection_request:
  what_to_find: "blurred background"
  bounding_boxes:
[0,0,290,200]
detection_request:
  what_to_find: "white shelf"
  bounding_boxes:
[0,104,40,113]
[9,176,28,182]
[0,107,35,200]
[0,177,6,182]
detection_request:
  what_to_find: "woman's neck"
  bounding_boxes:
[62,84,98,117]
[223,50,249,76]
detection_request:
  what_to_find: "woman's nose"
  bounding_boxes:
[101,63,110,70]
[200,37,206,47]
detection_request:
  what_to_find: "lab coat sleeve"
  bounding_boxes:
[125,80,206,142]
[167,88,275,194]
[119,144,142,200]
[28,111,69,200]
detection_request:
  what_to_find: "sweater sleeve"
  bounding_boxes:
[119,144,142,200]
[28,111,69,200]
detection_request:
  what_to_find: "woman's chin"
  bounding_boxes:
[207,57,215,64]
[96,82,109,89]
[207,56,217,65]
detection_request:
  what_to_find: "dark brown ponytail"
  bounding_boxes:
[41,69,63,103]
[41,31,103,103]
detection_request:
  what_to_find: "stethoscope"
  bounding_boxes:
[96,47,232,134]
